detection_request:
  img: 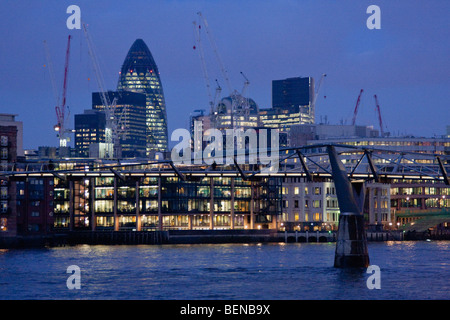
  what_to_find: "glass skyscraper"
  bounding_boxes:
[92,91,147,158]
[117,39,168,155]
[268,76,315,126]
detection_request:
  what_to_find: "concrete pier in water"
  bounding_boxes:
[327,146,370,268]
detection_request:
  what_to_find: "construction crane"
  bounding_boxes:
[197,11,233,95]
[240,71,250,98]
[351,89,364,126]
[308,73,326,125]
[194,12,258,130]
[312,73,326,111]
[213,79,222,109]
[44,35,72,148]
[82,23,120,158]
[43,40,59,109]
[238,71,260,126]
[193,20,215,114]
[374,95,385,137]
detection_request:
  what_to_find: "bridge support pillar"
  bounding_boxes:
[327,146,369,268]
[334,213,369,267]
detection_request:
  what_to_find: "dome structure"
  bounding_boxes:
[213,92,260,130]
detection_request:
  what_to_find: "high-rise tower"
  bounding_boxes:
[267,76,316,126]
[117,39,168,155]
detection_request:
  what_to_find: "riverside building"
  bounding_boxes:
[0,114,22,238]
[280,177,391,231]
[49,162,282,232]
[304,133,449,229]
[276,124,449,231]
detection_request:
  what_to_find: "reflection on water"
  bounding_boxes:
[0,241,448,300]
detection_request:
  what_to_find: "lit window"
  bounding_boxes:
[0,217,7,231]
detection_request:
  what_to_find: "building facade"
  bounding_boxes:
[280,178,339,231]
[390,180,449,226]
[0,114,22,238]
[0,114,23,158]
[212,95,261,130]
[280,177,391,231]
[74,110,106,157]
[51,172,282,232]
[311,136,450,156]
[272,77,312,109]
[301,135,450,229]
[261,76,315,130]
[117,39,169,155]
[92,91,147,158]
[288,123,380,147]
[16,177,54,234]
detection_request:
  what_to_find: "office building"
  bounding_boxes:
[261,77,315,130]
[288,123,380,146]
[74,110,106,158]
[212,94,260,130]
[309,136,449,156]
[92,91,147,158]
[272,77,312,108]
[280,177,391,231]
[117,39,169,155]
[74,91,147,158]
[301,134,450,229]
[50,169,282,232]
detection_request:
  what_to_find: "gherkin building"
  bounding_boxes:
[117,39,168,155]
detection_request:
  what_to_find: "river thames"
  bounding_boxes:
[0,241,448,300]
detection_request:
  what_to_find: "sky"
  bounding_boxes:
[0,0,448,150]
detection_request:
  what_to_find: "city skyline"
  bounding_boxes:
[0,0,448,150]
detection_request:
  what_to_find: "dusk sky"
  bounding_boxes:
[0,0,448,150]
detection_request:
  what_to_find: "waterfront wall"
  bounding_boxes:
[280,230,404,242]
[0,229,415,248]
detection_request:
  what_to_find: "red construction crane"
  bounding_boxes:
[374,94,385,137]
[351,89,364,125]
[54,35,72,147]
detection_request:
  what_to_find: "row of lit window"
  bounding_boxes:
[391,187,449,196]
[56,214,247,229]
[342,141,450,147]
[282,186,322,195]
[282,212,323,222]
[284,199,324,209]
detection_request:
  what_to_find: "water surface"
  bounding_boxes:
[0,241,448,300]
